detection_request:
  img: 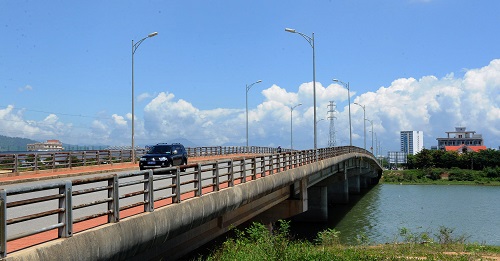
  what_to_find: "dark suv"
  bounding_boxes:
[139,143,188,170]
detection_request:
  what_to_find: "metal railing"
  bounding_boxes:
[0,146,283,174]
[0,146,372,258]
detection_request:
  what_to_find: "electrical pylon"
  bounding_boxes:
[327,101,337,147]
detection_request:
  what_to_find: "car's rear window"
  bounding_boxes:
[148,145,172,154]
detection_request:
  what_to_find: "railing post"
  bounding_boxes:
[276,154,281,173]
[241,158,247,183]
[0,189,6,258]
[228,159,234,187]
[108,174,120,223]
[14,154,18,173]
[213,162,220,192]
[261,156,266,178]
[195,163,202,196]
[34,153,39,171]
[252,157,258,179]
[144,170,154,212]
[173,167,181,203]
[58,181,73,238]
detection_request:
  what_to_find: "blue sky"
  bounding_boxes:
[1,0,500,153]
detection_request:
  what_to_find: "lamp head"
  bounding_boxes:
[256,80,262,83]
[148,32,158,37]
[332,79,339,82]
[285,28,296,33]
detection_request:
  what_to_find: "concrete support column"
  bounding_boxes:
[360,176,369,189]
[328,181,349,204]
[348,175,361,194]
[304,186,328,222]
[328,170,349,205]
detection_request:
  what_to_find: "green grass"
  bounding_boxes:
[196,221,500,261]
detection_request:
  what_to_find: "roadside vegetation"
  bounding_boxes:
[198,220,500,261]
[382,148,500,185]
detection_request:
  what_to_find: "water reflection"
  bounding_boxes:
[291,184,500,246]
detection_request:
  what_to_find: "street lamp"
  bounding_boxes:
[332,79,352,147]
[354,102,366,150]
[246,80,262,150]
[285,27,317,151]
[366,119,374,154]
[132,31,158,164]
[290,103,302,150]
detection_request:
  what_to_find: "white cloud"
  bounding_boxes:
[18,85,33,92]
[1,60,499,151]
[137,92,152,102]
[112,114,127,126]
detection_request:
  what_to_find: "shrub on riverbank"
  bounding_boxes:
[199,221,500,261]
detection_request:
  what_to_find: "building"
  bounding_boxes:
[436,127,483,150]
[400,130,424,155]
[27,139,64,151]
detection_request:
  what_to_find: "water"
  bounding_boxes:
[292,184,500,245]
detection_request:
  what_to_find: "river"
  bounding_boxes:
[292,184,500,246]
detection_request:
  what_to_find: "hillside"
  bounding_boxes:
[0,135,39,152]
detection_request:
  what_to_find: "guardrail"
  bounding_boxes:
[0,146,373,258]
[0,146,283,174]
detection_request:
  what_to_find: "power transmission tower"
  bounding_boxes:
[327,101,337,147]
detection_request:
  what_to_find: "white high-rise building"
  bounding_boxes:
[400,131,424,155]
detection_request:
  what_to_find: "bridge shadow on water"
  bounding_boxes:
[178,185,380,260]
[289,185,377,243]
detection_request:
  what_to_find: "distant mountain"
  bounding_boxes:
[0,135,39,152]
[140,138,198,148]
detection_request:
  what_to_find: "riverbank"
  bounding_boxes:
[382,169,500,185]
[198,221,500,261]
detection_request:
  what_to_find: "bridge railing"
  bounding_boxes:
[0,146,289,175]
[0,146,374,258]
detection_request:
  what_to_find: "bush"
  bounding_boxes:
[448,167,483,181]
[315,228,341,246]
[483,167,500,179]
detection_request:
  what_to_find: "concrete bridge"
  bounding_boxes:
[1,146,382,260]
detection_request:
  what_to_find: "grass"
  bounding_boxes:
[196,220,500,261]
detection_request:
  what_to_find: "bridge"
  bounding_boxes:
[0,146,382,260]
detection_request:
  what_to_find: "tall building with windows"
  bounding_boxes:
[400,131,424,155]
[436,127,483,150]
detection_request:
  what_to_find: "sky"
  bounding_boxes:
[1,0,500,154]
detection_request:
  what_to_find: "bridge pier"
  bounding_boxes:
[348,175,361,194]
[306,186,328,222]
[327,176,349,205]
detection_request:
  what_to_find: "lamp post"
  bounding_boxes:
[285,28,317,151]
[366,119,374,154]
[290,103,302,150]
[332,79,352,147]
[132,31,158,164]
[246,80,262,151]
[354,102,366,150]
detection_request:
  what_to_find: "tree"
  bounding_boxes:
[415,149,434,169]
